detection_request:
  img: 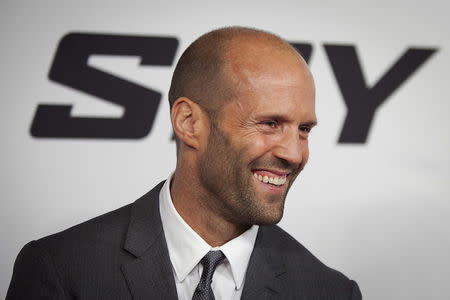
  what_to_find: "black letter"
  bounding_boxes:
[31,33,178,139]
[324,45,437,143]
[290,42,313,64]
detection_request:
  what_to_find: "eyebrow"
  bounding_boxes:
[301,120,318,127]
[257,114,318,127]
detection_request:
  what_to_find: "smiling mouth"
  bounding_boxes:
[252,172,287,186]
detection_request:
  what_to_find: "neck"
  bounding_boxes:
[170,167,249,247]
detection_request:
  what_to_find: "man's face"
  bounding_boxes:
[198,48,316,226]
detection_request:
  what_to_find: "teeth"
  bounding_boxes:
[253,172,287,186]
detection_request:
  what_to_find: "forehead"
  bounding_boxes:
[220,39,316,122]
[230,76,316,123]
[225,37,306,80]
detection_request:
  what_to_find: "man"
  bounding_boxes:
[7,27,362,299]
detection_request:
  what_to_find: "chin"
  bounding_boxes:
[251,208,284,226]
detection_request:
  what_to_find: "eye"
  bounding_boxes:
[299,125,312,133]
[260,120,279,128]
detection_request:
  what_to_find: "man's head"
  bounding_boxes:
[169,26,316,227]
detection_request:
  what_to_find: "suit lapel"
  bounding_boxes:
[241,226,286,300]
[121,181,178,300]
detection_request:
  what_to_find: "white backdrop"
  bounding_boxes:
[1,1,449,299]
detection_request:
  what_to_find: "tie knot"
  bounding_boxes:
[201,250,225,272]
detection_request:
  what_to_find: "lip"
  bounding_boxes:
[251,168,290,177]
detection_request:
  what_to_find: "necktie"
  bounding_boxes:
[192,250,226,300]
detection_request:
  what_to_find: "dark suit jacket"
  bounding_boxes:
[7,181,362,299]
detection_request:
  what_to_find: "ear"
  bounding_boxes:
[171,97,209,150]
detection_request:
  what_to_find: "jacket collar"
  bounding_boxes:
[241,226,287,299]
[121,181,178,300]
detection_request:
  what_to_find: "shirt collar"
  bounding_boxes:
[219,224,259,289]
[159,174,259,290]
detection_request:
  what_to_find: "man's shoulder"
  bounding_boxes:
[38,202,133,251]
[259,224,325,266]
[7,184,166,299]
[7,202,136,299]
[258,225,360,297]
[36,182,164,252]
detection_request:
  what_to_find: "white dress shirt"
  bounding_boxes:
[159,176,259,300]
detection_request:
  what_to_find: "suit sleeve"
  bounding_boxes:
[6,240,69,300]
[350,280,362,300]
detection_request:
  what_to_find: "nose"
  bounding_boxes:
[272,129,306,166]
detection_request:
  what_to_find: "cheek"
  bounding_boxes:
[238,134,274,160]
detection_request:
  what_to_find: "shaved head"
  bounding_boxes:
[168,26,303,117]
[169,26,316,239]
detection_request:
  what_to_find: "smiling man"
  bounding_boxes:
[7,27,361,300]
[170,28,316,243]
